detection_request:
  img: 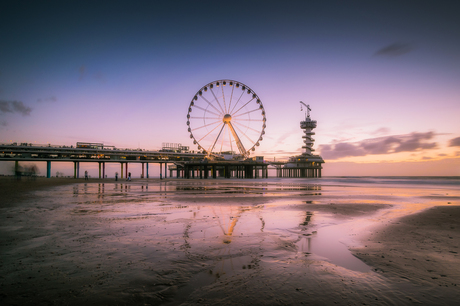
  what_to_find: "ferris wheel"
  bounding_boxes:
[187,80,266,158]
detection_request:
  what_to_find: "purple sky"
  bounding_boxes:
[1,0,459,176]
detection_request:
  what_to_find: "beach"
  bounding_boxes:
[1,176,459,305]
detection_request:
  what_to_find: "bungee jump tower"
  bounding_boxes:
[277,102,325,178]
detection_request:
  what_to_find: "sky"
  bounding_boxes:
[1,0,459,176]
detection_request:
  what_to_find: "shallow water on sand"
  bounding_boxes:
[1,177,459,305]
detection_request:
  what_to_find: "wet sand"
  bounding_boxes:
[1,177,459,305]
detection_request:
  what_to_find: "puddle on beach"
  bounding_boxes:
[37,182,375,273]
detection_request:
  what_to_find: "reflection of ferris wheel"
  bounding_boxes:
[187,80,266,158]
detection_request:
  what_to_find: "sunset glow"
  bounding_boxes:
[1,1,459,176]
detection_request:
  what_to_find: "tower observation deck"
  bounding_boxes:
[277,102,325,178]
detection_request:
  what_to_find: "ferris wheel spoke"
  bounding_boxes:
[227,85,235,114]
[232,121,261,134]
[229,90,245,114]
[221,86,227,114]
[193,105,221,117]
[232,108,260,118]
[219,125,228,153]
[233,118,264,122]
[208,123,226,153]
[190,116,221,120]
[232,97,255,117]
[199,95,224,116]
[210,88,226,114]
[193,120,221,131]
[228,125,234,153]
[233,123,256,146]
[197,122,225,143]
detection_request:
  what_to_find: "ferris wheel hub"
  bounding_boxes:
[223,114,232,123]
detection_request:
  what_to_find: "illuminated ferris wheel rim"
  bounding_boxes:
[186,79,266,158]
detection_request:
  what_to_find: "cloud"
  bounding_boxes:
[0,119,7,127]
[0,100,32,116]
[318,132,437,160]
[449,137,460,147]
[371,127,390,135]
[374,42,414,57]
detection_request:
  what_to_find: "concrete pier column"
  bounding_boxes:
[102,162,105,179]
[159,163,162,179]
[120,163,124,179]
[141,162,145,178]
[165,163,167,178]
[146,163,149,178]
[99,162,102,179]
[74,161,80,178]
[125,163,128,179]
[46,161,51,178]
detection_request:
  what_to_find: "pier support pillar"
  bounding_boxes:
[141,162,145,178]
[46,161,51,178]
[146,163,149,178]
[15,161,19,176]
[165,163,167,178]
[74,161,80,179]
[99,162,102,179]
[120,163,124,179]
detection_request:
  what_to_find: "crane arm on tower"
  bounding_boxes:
[300,101,311,118]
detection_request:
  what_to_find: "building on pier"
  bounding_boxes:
[277,103,325,178]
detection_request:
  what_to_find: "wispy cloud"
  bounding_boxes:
[374,42,414,57]
[37,96,57,103]
[0,100,32,116]
[449,137,460,147]
[318,132,437,160]
[371,127,390,135]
